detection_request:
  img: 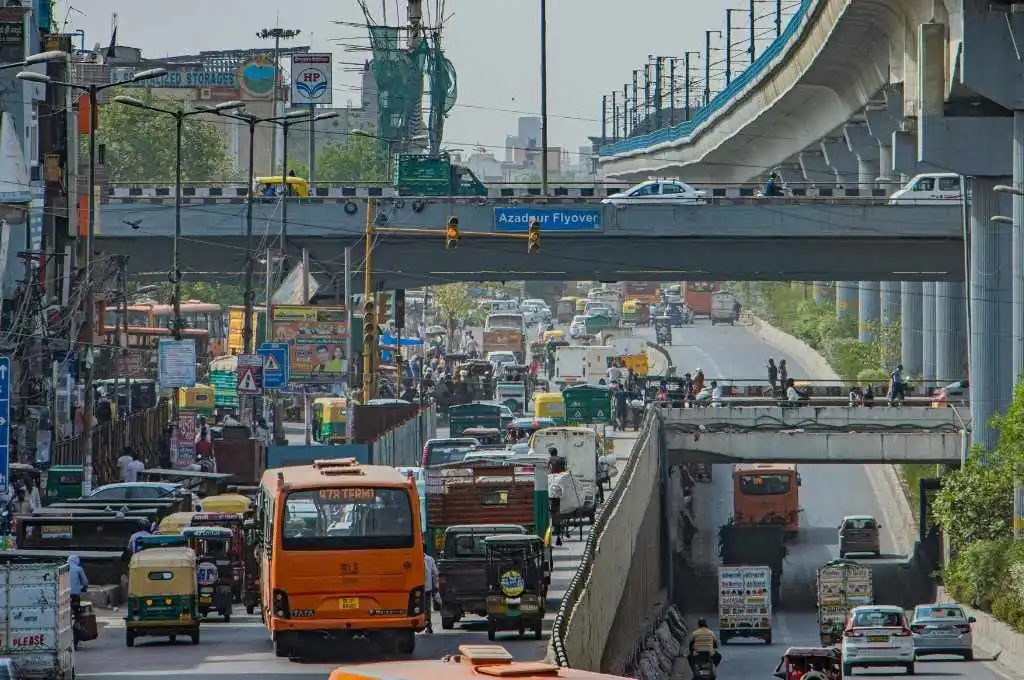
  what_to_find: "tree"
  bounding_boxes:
[92,88,232,183]
[431,284,474,339]
[286,135,388,183]
[129,281,244,307]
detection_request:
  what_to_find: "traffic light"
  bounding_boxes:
[527,219,540,254]
[445,216,460,249]
[394,289,406,330]
[362,300,376,351]
[378,292,390,326]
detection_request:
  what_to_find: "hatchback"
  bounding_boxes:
[841,605,916,675]
[839,515,881,558]
[910,603,975,660]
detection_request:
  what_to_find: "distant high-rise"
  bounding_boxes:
[517,117,541,150]
[504,135,519,163]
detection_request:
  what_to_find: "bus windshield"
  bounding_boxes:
[281,487,414,551]
[738,474,792,495]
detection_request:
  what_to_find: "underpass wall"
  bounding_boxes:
[550,412,671,672]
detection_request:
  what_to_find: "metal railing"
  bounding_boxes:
[549,407,662,667]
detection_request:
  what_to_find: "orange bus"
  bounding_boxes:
[329,644,634,680]
[732,463,800,536]
[101,326,210,378]
[258,459,427,659]
[105,300,227,356]
[682,282,720,318]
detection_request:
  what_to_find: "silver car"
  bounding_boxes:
[910,603,975,660]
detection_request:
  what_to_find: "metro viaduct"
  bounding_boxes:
[97,198,963,290]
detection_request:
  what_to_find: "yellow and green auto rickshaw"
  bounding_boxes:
[312,397,348,444]
[178,385,215,419]
[533,392,566,424]
[158,512,196,536]
[195,493,251,515]
[182,526,234,622]
[575,298,587,314]
[254,175,310,197]
[125,546,200,646]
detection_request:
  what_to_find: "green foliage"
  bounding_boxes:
[91,88,231,183]
[286,135,388,183]
[129,281,243,307]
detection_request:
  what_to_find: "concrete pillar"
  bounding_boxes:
[900,281,923,377]
[812,282,828,303]
[881,282,900,327]
[836,282,858,328]
[845,122,879,189]
[970,178,1011,449]
[921,281,936,385]
[1013,111,1024,385]
[821,135,859,187]
[799,150,834,186]
[878,144,895,189]
[935,282,967,384]
[858,281,880,343]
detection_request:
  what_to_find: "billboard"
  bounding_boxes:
[290,53,332,106]
[271,305,347,383]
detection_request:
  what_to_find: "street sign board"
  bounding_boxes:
[258,342,290,390]
[174,411,197,469]
[0,356,9,491]
[158,339,197,388]
[562,384,612,425]
[494,207,602,232]
[237,354,264,393]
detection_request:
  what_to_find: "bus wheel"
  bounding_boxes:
[273,634,290,658]
[395,630,415,655]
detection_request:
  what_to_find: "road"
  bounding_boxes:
[650,320,1010,680]
[78,426,636,678]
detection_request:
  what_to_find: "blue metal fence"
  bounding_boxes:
[599,0,814,157]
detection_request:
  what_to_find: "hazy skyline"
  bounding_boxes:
[60,0,759,162]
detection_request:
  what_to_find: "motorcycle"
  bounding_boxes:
[692,656,717,680]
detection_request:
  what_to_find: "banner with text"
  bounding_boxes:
[271,305,348,383]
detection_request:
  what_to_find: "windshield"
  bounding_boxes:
[843,517,877,530]
[487,315,523,329]
[281,487,415,550]
[426,444,477,466]
[737,474,792,495]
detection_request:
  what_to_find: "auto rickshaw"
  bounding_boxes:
[541,329,565,343]
[484,534,549,641]
[191,511,246,602]
[196,493,251,515]
[254,175,310,197]
[178,384,215,419]
[574,298,586,313]
[125,546,201,646]
[136,534,188,551]
[312,397,348,444]
[42,465,83,504]
[621,299,641,325]
[533,392,566,424]
[654,315,673,345]
[159,512,196,536]
[507,417,558,443]
[182,526,234,622]
[242,516,261,614]
[773,647,842,680]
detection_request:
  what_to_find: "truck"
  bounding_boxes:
[0,558,75,679]
[483,313,526,362]
[718,523,785,603]
[718,565,773,644]
[554,345,613,387]
[621,282,660,304]
[394,154,488,196]
[710,291,739,325]
[817,560,873,646]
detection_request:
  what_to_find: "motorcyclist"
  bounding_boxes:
[688,617,722,671]
[763,171,784,197]
[69,554,89,639]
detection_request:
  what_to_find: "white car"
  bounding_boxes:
[601,179,707,206]
[841,605,916,675]
[569,315,587,338]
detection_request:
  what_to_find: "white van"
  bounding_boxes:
[710,292,738,325]
[888,173,963,205]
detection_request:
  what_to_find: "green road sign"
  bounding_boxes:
[562,384,612,424]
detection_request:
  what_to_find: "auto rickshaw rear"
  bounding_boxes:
[484,534,549,641]
[182,526,234,621]
[125,546,200,646]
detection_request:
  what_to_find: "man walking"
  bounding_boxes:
[422,548,439,634]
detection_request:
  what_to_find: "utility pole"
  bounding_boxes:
[643,60,651,125]
[611,91,619,142]
[776,0,782,37]
[622,84,629,137]
[726,9,741,87]
[539,0,550,195]
[749,0,757,63]
[601,95,607,145]
[669,58,677,126]
[257,27,301,174]
[654,56,664,131]
[631,70,639,131]
[704,31,721,106]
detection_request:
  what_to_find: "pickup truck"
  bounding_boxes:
[437,523,528,630]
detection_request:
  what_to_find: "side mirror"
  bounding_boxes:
[877,524,883,529]
[968,616,976,623]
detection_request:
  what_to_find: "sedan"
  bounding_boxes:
[569,316,587,338]
[910,603,975,660]
[89,482,180,502]
[602,179,707,206]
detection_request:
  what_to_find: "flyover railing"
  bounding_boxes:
[549,407,663,669]
[599,0,815,157]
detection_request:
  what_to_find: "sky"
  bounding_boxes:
[58,0,771,163]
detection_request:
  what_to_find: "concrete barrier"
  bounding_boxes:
[549,411,666,671]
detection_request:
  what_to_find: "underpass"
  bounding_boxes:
[557,320,1003,680]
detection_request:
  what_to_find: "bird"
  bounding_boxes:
[122,219,142,230]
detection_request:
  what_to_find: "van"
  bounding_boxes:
[887,173,963,205]
[710,292,738,325]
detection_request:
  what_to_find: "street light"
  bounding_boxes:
[18,64,168,495]
[114,96,243,341]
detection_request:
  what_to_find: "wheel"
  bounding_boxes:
[224,614,231,623]
[441,616,456,630]
[395,630,415,655]
[962,651,974,661]
[246,604,255,615]
[487,619,497,641]
[533,619,543,640]
[842,664,852,676]
[839,552,846,559]
[125,630,135,647]
[905,663,915,675]
[273,635,289,657]
[191,628,200,645]
[169,635,176,643]
[763,630,772,644]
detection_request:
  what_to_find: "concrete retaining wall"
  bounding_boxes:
[552,416,665,671]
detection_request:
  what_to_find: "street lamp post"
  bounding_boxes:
[18,63,168,494]
[994,183,1024,381]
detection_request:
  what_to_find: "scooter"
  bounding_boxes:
[692,656,717,680]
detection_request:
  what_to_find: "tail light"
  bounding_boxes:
[272,589,290,618]
[910,624,926,633]
[955,623,971,633]
[893,628,913,637]
[422,445,429,465]
[408,586,425,616]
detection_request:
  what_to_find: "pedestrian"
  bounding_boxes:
[548,447,567,546]
[117,447,136,482]
[68,555,88,610]
[614,384,629,430]
[422,548,438,634]
[889,364,906,405]
[767,358,778,395]
[778,359,788,388]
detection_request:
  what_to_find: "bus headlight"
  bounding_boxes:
[273,589,290,618]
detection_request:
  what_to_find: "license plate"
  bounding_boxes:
[867,635,889,642]
[200,596,211,604]
[340,597,359,610]
[506,598,521,605]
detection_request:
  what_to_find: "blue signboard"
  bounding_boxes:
[158,339,197,389]
[494,207,602,232]
[0,356,9,493]
[259,342,290,390]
